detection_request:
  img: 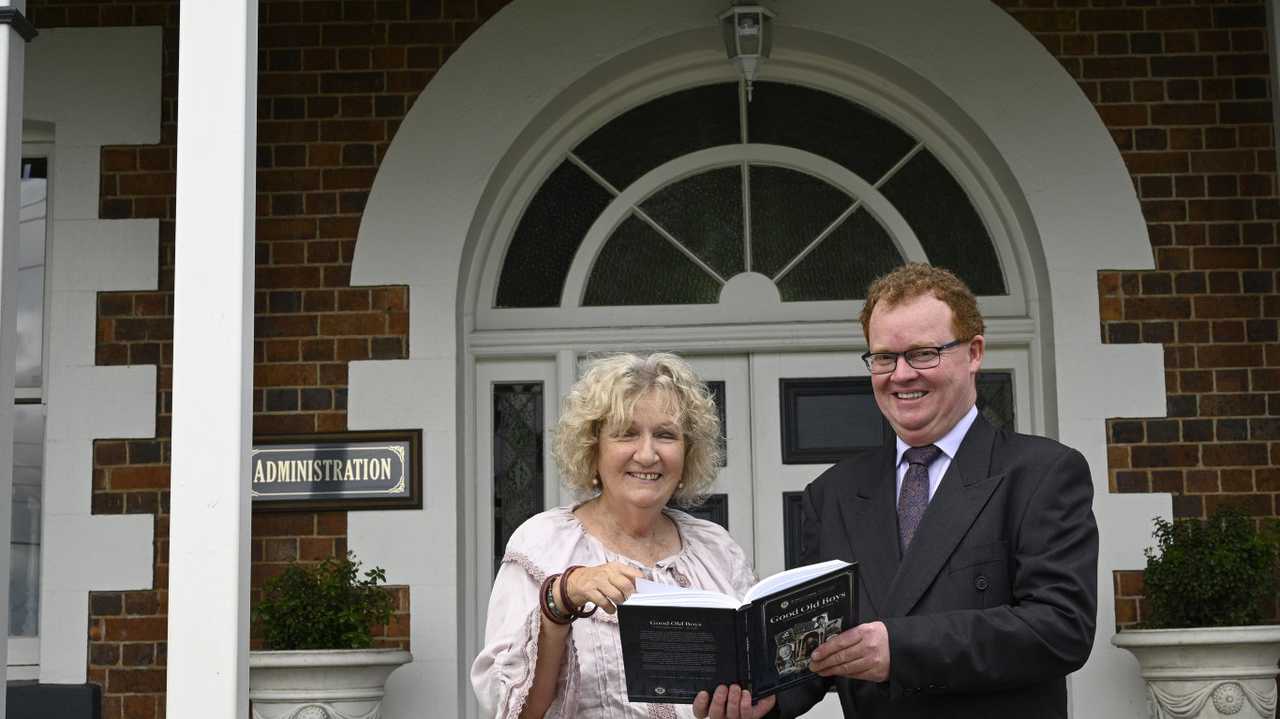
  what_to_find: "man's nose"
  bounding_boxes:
[890,355,920,381]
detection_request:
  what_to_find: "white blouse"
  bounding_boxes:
[471,505,755,718]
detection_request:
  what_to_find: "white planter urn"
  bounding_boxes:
[1113,625,1280,719]
[249,648,412,719]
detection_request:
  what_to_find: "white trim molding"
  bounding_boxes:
[24,26,161,684]
[349,2,1166,716]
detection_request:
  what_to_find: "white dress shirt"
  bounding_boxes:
[894,404,979,504]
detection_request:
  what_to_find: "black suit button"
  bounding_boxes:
[974,576,989,591]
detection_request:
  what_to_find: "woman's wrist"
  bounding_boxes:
[540,573,575,625]
[560,565,598,619]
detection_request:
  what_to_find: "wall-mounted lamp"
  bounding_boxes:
[720,3,774,101]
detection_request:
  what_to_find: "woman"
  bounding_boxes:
[471,352,774,718]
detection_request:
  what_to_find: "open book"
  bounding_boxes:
[618,559,857,704]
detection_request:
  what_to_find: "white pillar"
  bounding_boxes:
[0,3,30,714]
[166,0,257,716]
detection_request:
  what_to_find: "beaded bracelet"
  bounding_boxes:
[560,565,598,619]
[539,573,573,625]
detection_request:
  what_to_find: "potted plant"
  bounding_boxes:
[249,552,412,719]
[1112,507,1280,719]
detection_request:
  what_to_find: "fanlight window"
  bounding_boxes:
[496,82,1006,308]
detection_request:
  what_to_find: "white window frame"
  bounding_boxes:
[472,58,1032,337]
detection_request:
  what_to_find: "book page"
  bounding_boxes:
[626,579,742,609]
[744,559,853,602]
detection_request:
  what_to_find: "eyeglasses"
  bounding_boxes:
[861,339,969,375]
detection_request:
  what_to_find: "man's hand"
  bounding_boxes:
[692,684,776,719]
[808,621,890,682]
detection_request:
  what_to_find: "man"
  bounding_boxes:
[777,263,1098,717]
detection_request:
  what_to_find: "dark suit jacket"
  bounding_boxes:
[776,415,1098,718]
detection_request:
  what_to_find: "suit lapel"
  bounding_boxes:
[836,447,898,617]
[885,416,1002,617]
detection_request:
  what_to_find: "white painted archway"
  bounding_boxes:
[348,2,1167,717]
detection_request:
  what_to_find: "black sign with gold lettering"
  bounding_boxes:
[251,430,421,511]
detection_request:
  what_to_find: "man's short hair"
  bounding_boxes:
[859,263,985,343]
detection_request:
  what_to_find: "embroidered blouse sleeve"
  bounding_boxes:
[470,553,582,718]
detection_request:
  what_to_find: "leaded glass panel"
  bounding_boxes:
[639,167,744,279]
[497,161,613,308]
[706,380,727,466]
[748,82,917,182]
[976,371,1015,430]
[493,383,544,575]
[879,150,1006,295]
[574,83,741,190]
[584,214,721,306]
[775,208,903,302]
[749,165,852,279]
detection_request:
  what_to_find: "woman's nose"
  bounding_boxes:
[634,435,658,463]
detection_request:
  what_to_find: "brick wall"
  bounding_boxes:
[22,0,1280,714]
[996,0,1280,627]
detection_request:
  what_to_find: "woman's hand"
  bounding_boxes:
[561,561,643,614]
[693,685,776,719]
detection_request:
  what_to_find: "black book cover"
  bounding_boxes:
[618,562,857,704]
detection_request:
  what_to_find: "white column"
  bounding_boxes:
[0,2,29,713]
[166,0,257,716]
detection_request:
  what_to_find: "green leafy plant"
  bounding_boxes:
[254,552,395,650]
[1141,507,1279,629]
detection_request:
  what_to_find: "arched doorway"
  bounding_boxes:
[348,3,1165,716]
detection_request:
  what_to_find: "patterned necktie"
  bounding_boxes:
[898,444,942,553]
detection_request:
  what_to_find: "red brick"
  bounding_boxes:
[299,537,337,561]
[1197,344,1264,368]
[316,412,347,432]
[103,617,167,642]
[106,668,166,693]
[319,313,386,336]
[1194,296,1262,319]
[110,467,170,491]
[121,695,157,719]
[256,315,318,338]
[1124,297,1191,320]
[1130,444,1200,467]
[95,441,129,467]
[1098,104,1148,127]
[254,414,316,434]
[1188,199,1255,222]
[1199,393,1267,416]
[252,512,316,537]
[123,591,160,617]
[257,218,318,242]
[316,511,346,535]
[1123,152,1188,174]
[263,538,299,562]
[1193,247,1260,269]
[1253,369,1280,391]
[254,364,318,387]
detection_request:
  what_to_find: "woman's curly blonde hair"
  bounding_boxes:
[552,352,722,506]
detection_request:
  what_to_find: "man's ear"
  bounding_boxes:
[968,334,986,370]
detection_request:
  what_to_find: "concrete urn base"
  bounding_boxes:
[249,649,412,719]
[1112,625,1280,719]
